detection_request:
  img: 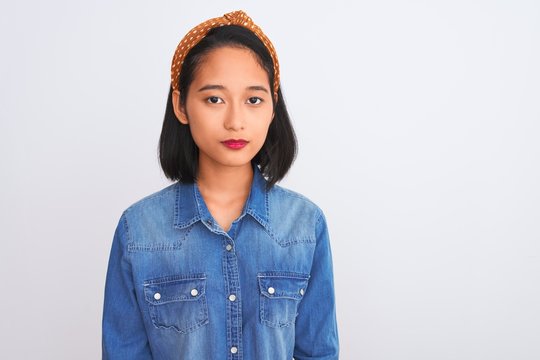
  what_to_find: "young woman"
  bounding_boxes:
[102,10,339,359]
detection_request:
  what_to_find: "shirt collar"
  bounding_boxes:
[173,163,270,230]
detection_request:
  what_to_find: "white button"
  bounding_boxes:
[268,287,275,295]
[230,346,238,354]
[190,288,198,296]
[154,292,161,300]
[300,288,305,296]
[228,294,236,302]
[226,244,233,251]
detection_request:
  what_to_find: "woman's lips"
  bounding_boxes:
[221,139,248,149]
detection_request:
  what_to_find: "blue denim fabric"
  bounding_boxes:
[102,164,339,359]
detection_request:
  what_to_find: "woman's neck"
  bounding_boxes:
[196,160,253,200]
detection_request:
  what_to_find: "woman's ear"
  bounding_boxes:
[172,90,189,125]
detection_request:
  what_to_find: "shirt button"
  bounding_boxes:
[153,292,161,300]
[300,288,305,296]
[230,346,238,354]
[268,287,275,295]
[226,244,233,251]
[228,294,237,302]
[190,288,198,296]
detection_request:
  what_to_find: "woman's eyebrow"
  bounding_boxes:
[247,85,269,93]
[198,84,225,92]
[197,84,269,93]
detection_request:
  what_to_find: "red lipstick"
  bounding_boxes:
[221,139,248,149]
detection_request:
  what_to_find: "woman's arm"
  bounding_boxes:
[294,210,340,359]
[102,212,152,359]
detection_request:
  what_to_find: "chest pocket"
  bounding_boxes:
[143,274,208,334]
[257,271,310,328]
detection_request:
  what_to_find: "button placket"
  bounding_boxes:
[223,232,242,357]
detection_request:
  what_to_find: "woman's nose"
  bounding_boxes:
[223,103,245,130]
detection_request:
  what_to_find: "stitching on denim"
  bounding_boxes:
[257,272,310,279]
[149,313,209,334]
[143,273,207,285]
[264,184,270,220]
[316,209,324,225]
[127,242,182,252]
[174,182,180,226]
[276,238,316,247]
[193,183,205,218]
[182,225,194,241]
[121,211,132,254]
[176,215,201,229]
[127,220,193,252]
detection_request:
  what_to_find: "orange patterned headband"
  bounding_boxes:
[170,10,280,100]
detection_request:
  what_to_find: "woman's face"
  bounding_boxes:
[172,46,274,171]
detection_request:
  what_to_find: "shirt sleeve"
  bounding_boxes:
[293,210,340,359]
[102,211,153,359]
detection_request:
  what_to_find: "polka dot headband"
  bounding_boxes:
[170,10,280,101]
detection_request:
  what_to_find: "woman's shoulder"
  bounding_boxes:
[266,183,326,244]
[272,184,321,210]
[122,182,179,215]
[270,183,323,215]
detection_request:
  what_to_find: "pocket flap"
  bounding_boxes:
[257,272,310,300]
[144,274,206,305]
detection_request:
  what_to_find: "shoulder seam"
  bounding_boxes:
[120,210,132,245]
[316,209,324,224]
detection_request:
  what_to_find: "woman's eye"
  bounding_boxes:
[247,97,262,105]
[206,96,223,104]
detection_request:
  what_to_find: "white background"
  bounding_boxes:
[1,0,539,359]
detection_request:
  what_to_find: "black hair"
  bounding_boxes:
[158,25,297,190]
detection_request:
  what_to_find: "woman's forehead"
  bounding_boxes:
[191,47,271,90]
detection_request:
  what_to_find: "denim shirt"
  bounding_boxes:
[102,165,339,359]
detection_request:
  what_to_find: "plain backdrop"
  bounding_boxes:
[1,0,539,359]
